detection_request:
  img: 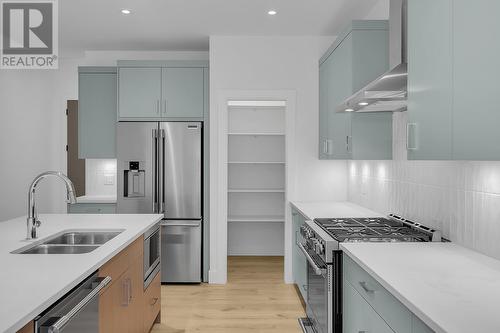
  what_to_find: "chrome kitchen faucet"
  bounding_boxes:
[27,171,77,239]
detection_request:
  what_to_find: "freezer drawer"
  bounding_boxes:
[161,220,201,283]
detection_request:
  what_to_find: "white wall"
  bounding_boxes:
[0,51,208,222]
[348,112,500,261]
[0,69,67,222]
[209,36,348,283]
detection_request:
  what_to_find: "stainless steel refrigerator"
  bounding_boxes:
[117,122,202,283]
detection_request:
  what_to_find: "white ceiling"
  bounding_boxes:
[60,0,386,52]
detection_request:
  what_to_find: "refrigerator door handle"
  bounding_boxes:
[160,220,201,227]
[159,129,166,214]
[152,128,158,213]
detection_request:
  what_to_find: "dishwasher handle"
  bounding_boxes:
[47,276,112,333]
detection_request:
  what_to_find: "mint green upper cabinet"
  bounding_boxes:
[327,35,353,159]
[452,0,500,160]
[407,0,500,160]
[319,58,330,158]
[319,21,391,160]
[407,0,453,160]
[78,67,117,159]
[351,113,393,160]
[118,67,162,119]
[161,68,204,118]
[118,62,207,121]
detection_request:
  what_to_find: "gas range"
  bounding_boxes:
[299,214,442,264]
[298,214,443,333]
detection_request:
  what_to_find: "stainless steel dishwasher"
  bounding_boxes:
[34,272,111,333]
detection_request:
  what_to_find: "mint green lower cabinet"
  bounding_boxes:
[68,203,116,214]
[343,282,395,333]
[412,315,434,333]
[292,209,307,301]
[344,256,434,333]
[78,68,117,159]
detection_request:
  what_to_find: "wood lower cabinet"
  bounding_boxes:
[16,321,33,333]
[143,272,161,332]
[99,235,161,333]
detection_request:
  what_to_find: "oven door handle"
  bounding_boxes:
[298,243,324,276]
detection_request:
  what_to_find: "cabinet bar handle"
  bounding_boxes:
[406,123,418,150]
[156,100,160,114]
[359,281,375,294]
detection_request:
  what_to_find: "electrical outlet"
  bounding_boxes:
[104,174,114,185]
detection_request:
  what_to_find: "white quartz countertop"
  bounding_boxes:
[290,201,383,220]
[341,242,500,333]
[76,195,117,204]
[0,213,162,333]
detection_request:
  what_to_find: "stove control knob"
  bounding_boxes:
[315,241,324,254]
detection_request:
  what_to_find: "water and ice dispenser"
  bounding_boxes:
[123,161,145,197]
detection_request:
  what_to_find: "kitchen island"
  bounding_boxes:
[0,213,162,333]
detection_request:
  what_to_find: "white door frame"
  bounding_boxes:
[209,90,297,284]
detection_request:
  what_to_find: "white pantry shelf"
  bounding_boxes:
[228,161,285,165]
[228,188,285,193]
[228,132,285,136]
[227,215,285,223]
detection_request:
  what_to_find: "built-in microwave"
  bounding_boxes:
[144,223,161,288]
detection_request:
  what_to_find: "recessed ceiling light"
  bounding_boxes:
[268,10,277,15]
[345,108,354,112]
[358,102,369,106]
[121,9,131,15]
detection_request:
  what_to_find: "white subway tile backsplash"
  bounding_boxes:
[348,113,500,261]
[85,159,117,196]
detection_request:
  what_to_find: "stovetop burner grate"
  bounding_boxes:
[314,217,431,243]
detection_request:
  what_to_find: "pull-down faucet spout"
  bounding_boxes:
[27,171,77,239]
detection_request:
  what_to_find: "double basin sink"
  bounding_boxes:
[12,230,124,254]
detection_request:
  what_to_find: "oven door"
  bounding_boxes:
[307,261,330,333]
[299,243,329,333]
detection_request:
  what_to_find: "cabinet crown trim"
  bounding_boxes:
[117,60,209,68]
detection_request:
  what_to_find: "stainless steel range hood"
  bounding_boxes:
[337,0,408,113]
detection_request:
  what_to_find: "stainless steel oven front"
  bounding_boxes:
[299,243,331,333]
[298,231,342,333]
[144,223,161,288]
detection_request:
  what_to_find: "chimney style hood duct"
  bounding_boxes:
[337,0,408,113]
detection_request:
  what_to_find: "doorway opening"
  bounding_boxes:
[226,100,286,279]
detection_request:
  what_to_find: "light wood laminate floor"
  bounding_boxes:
[151,256,305,333]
